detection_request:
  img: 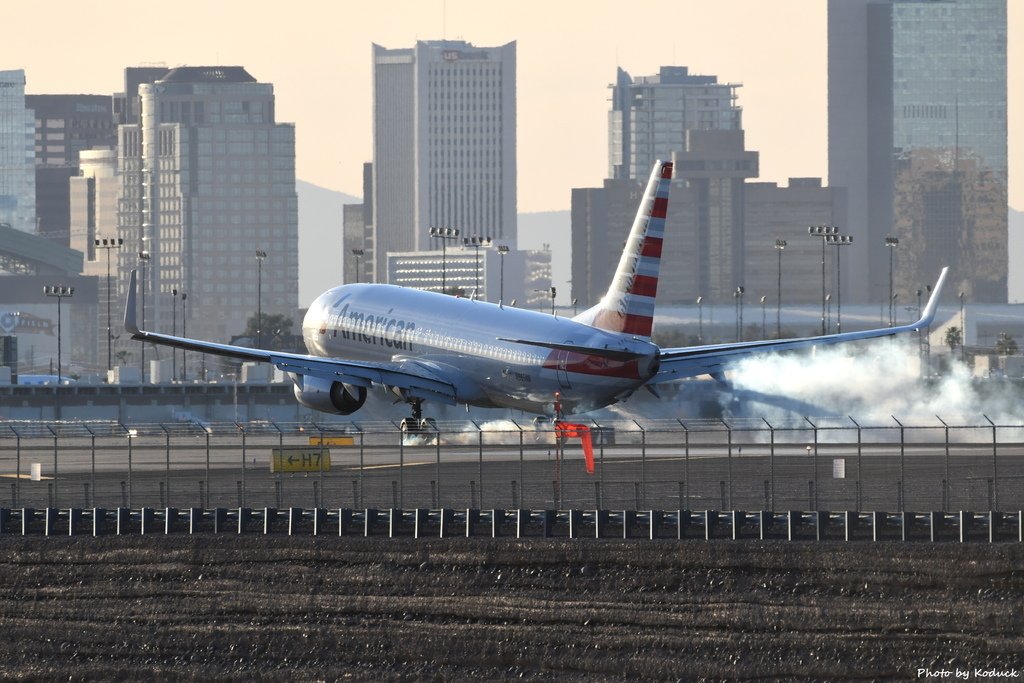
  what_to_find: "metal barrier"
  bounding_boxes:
[2,506,1021,543]
[0,416,1022,512]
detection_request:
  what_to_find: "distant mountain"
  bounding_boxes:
[297,180,359,306]
[518,210,571,304]
[1010,207,1023,303]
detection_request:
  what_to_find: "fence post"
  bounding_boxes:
[48,426,58,509]
[721,418,733,510]
[204,427,211,508]
[849,417,863,511]
[763,418,774,510]
[475,421,484,510]
[893,416,905,512]
[633,420,646,508]
[936,416,950,511]
[161,425,171,510]
[984,415,998,510]
[805,417,818,510]
[678,419,690,510]
[237,423,248,508]
[314,422,324,510]
[435,424,442,508]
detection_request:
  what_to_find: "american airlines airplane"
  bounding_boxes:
[124,161,947,430]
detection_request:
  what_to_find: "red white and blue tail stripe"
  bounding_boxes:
[591,160,672,338]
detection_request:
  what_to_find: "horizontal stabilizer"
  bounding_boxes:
[497,337,644,361]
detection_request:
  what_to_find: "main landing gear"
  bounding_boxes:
[399,399,438,433]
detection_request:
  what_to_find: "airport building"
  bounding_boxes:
[386,247,552,308]
[828,0,1008,303]
[113,66,299,372]
[608,66,742,181]
[26,94,116,247]
[0,69,36,234]
[371,40,517,283]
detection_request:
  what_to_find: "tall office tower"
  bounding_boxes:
[116,66,298,368]
[26,94,115,246]
[0,70,36,233]
[372,40,516,283]
[343,162,374,284]
[829,0,1007,303]
[608,66,742,181]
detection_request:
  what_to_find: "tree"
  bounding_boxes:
[114,350,130,366]
[944,326,962,353]
[995,332,1018,356]
[242,313,295,351]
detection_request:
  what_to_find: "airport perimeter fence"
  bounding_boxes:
[0,416,1022,514]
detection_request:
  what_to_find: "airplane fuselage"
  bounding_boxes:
[302,284,660,415]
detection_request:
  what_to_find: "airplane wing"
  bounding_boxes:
[649,267,949,384]
[122,271,457,404]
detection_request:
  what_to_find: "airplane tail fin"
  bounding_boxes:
[587,160,672,338]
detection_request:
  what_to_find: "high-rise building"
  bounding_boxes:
[26,94,115,246]
[115,66,298,369]
[0,69,36,233]
[608,66,742,181]
[828,0,1007,303]
[573,132,844,311]
[343,162,374,284]
[371,40,516,283]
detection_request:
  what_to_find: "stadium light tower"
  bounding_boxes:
[773,239,786,338]
[808,226,838,335]
[429,226,461,294]
[94,237,123,371]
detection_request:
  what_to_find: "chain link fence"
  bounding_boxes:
[1,416,1021,512]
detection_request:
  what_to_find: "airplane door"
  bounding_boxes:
[556,347,572,389]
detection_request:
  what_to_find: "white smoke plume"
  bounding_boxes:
[726,339,1021,427]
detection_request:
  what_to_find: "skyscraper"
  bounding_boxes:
[115,66,298,365]
[26,94,115,246]
[608,66,742,181]
[0,69,36,233]
[371,40,516,283]
[829,0,1007,303]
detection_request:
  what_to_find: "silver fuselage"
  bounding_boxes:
[302,284,660,415]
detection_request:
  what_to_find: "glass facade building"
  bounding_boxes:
[829,0,1007,303]
[608,66,742,181]
[0,70,36,234]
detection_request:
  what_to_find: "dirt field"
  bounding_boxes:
[0,537,1020,681]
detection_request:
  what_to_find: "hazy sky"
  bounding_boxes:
[7,0,1021,211]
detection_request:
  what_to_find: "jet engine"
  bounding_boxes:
[292,375,367,415]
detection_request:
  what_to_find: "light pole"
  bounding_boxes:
[697,296,703,343]
[462,235,492,298]
[808,225,838,335]
[825,234,853,332]
[255,250,267,348]
[774,239,786,338]
[735,286,745,342]
[825,293,832,332]
[138,251,150,380]
[429,226,461,294]
[350,248,364,284]
[94,237,123,372]
[171,288,178,380]
[43,285,74,385]
[180,292,188,382]
[497,245,510,304]
[959,291,965,363]
[885,236,899,327]
[760,295,767,339]
[549,287,556,316]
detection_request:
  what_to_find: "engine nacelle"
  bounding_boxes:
[292,375,367,415]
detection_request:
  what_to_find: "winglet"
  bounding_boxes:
[915,267,949,330]
[124,269,140,335]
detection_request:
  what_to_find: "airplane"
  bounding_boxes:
[123,160,948,432]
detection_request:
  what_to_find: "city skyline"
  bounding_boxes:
[4,0,1021,213]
